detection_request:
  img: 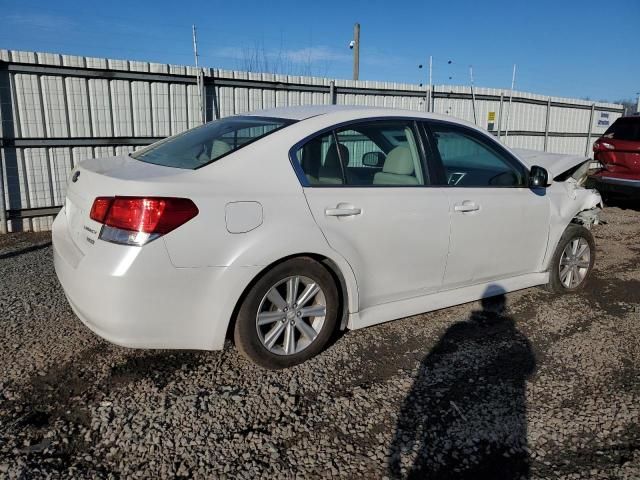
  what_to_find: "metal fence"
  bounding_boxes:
[0,49,624,233]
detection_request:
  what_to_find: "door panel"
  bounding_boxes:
[443,188,550,288]
[303,188,450,310]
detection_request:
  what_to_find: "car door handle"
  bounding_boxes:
[454,201,480,213]
[325,206,362,217]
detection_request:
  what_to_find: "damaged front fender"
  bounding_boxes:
[544,181,602,269]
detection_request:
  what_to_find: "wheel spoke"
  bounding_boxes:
[295,318,318,341]
[286,276,300,306]
[267,288,287,310]
[264,321,287,349]
[571,239,579,255]
[283,323,296,354]
[560,257,571,266]
[560,264,571,280]
[576,260,590,268]
[296,283,319,308]
[571,266,581,287]
[576,242,589,258]
[257,310,285,326]
[299,305,326,318]
[564,268,573,288]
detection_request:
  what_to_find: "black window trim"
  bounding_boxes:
[288,116,432,188]
[422,119,531,188]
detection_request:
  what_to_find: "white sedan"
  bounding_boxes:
[53,106,601,369]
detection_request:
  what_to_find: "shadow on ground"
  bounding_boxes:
[388,287,536,480]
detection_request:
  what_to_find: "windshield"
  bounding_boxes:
[132,116,295,169]
[603,117,640,142]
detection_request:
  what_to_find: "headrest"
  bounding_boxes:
[324,143,349,170]
[382,146,414,175]
[211,140,232,158]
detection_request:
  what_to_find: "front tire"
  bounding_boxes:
[234,257,339,369]
[546,224,595,293]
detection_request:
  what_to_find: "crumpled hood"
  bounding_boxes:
[512,148,591,179]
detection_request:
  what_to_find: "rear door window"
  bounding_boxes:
[293,120,427,186]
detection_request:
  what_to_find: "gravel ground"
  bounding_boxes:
[0,205,639,479]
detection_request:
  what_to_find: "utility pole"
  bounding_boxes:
[469,65,477,125]
[504,64,517,143]
[192,24,205,124]
[352,23,360,81]
[636,92,640,114]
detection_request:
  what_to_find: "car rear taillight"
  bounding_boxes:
[593,141,615,153]
[89,197,113,223]
[89,196,198,246]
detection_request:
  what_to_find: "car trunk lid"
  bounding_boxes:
[595,138,640,174]
[64,155,194,253]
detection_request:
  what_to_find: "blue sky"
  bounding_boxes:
[2,0,637,102]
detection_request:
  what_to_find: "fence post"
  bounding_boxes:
[329,80,336,105]
[430,86,436,113]
[543,97,551,152]
[585,104,595,156]
[199,68,206,123]
[0,151,6,234]
[209,68,220,120]
[424,86,429,112]
[0,62,10,234]
[497,92,504,139]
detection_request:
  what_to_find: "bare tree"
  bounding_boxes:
[612,98,636,115]
[237,39,330,77]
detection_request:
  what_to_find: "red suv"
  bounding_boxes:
[590,116,640,199]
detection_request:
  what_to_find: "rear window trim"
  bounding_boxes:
[604,117,640,142]
[131,115,297,170]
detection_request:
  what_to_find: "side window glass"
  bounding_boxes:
[430,124,525,187]
[294,132,345,185]
[335,122,425,186]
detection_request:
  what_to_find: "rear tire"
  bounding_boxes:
[545,224,595,293]
[234,257,339,369]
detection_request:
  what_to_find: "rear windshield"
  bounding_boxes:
[132,116,294,169]
[603,117,640,141]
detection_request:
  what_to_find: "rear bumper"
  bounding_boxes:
[589,173,640,198]
[52,210,260,351]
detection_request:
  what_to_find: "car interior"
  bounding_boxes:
[431,128,525,187]
[297,123,425,186]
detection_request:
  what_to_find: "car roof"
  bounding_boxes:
[248,104,366,120]
[248,104,455,122]
[247,104,487,137]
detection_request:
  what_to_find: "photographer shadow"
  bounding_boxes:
[388,287,536,479]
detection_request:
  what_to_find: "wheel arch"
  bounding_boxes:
[225,252,357,342]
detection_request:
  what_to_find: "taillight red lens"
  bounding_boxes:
[89,197,198,234]
[89,197,114,223]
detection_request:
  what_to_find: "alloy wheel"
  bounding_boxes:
[559,237,591,289]
[256,275,327,355]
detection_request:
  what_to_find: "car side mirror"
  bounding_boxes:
[362,151,385,167]
[529,165,549,188]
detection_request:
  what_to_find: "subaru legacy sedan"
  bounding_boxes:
[53,106,602,369]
